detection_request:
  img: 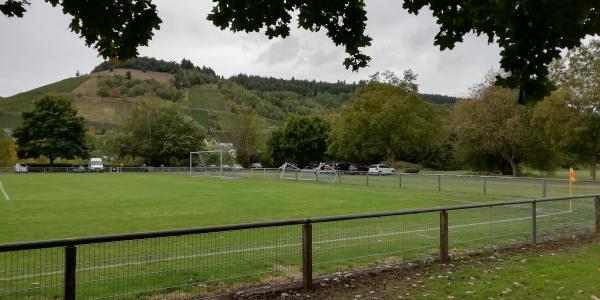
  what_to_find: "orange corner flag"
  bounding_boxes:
[569,167,576,183]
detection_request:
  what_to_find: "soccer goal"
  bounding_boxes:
[189,150,239,178]
[279,162,338,183]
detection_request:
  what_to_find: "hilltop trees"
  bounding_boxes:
[328,71,441,163]
[13,95,89,166]
[267,116,329,167]
[113,99,205,166]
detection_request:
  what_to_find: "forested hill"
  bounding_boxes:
[90,57,458,105]
[0,56,458,142]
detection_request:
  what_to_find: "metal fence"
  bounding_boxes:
[1,194,599,300]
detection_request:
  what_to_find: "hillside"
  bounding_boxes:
[0,57,459,142]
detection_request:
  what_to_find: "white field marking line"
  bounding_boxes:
[0,210,573,281]
[0,179,10,201]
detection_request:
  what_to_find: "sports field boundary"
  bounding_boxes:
[0,194,599,300]
[0,179,10,201]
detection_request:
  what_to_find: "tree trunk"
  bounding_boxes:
[49,157,54,167]
[509,159,518,177]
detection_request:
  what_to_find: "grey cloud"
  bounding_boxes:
[0,0,501,97]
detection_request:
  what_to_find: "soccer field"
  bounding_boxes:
[0,173,597,299]
[0,172,591,243]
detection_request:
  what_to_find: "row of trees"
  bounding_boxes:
[8,95,205,167]
[259,40,600,178]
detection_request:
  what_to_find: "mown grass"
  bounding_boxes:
[0,173,596,299]
[415,241,600,299]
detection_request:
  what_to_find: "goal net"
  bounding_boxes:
[279,162,338,183]
[189,150,239,178]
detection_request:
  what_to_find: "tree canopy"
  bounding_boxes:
[113,99,205,166]
[328,74,441,164]
[12,94,89,166]
[4,1,598,103]
[451,86,553,176]
[267,116,330,167]
[544,39,600,179]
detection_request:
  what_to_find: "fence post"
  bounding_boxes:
[439,210,449,262]
[482,177,487,195]
[64,245,77,300]
[295,169,299,180]
[315,171,319,182]
[595,196,600,234]
[263,168,266,179]
[302,222,313,290]
[542,180,547,198]
[398,174,402,189]
[531,201,537,244]
[366,172,369,186]
[437,175,442,191]
[338,172,342,184]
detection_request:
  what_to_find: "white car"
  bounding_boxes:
[14,163,29,173]
[88,158,104,172]
[368,164,395,175]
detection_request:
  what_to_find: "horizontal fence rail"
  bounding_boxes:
[1,194,599,299]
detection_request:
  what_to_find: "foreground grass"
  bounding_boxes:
[419,242,600,299]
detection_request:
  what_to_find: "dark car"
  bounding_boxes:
[348,164,368,172]
[334,162,351,171]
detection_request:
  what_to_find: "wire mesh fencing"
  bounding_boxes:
[0,195,598,299]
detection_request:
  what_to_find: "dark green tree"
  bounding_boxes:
[13,95,89,166]
[267,116,330,167]
[328,73,442,164]
[114,99,205,166]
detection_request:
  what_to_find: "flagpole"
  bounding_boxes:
[568,167,575,212]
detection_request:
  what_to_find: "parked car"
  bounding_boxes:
[232,164,244,171]
[368,164,396,175]
[251,163,263,168]
[404,167,420,173]
[88,158,104,172]
[14,163,28,173]
[72,165,86,173]
[348,164,368,172]
[334,162,351,171]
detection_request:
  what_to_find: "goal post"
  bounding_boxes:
[189,150,224,178]
[279,162,338,183]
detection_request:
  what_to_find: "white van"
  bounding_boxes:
[14,163,29,173]
[88,158,104,172]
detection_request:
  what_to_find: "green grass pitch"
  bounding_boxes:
[0,173,597,299]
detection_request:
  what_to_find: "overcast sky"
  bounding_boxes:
[0,0,501,98]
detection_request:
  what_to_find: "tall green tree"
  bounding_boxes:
[328,74,441,164]
[452,86,554,176]
[547,39,600,179]
[114,99,205,166]
[267,116,329,167]
[13,95,89,166]
[0,133,17,167]
[231,111,265,168]
[4,1,599,103]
